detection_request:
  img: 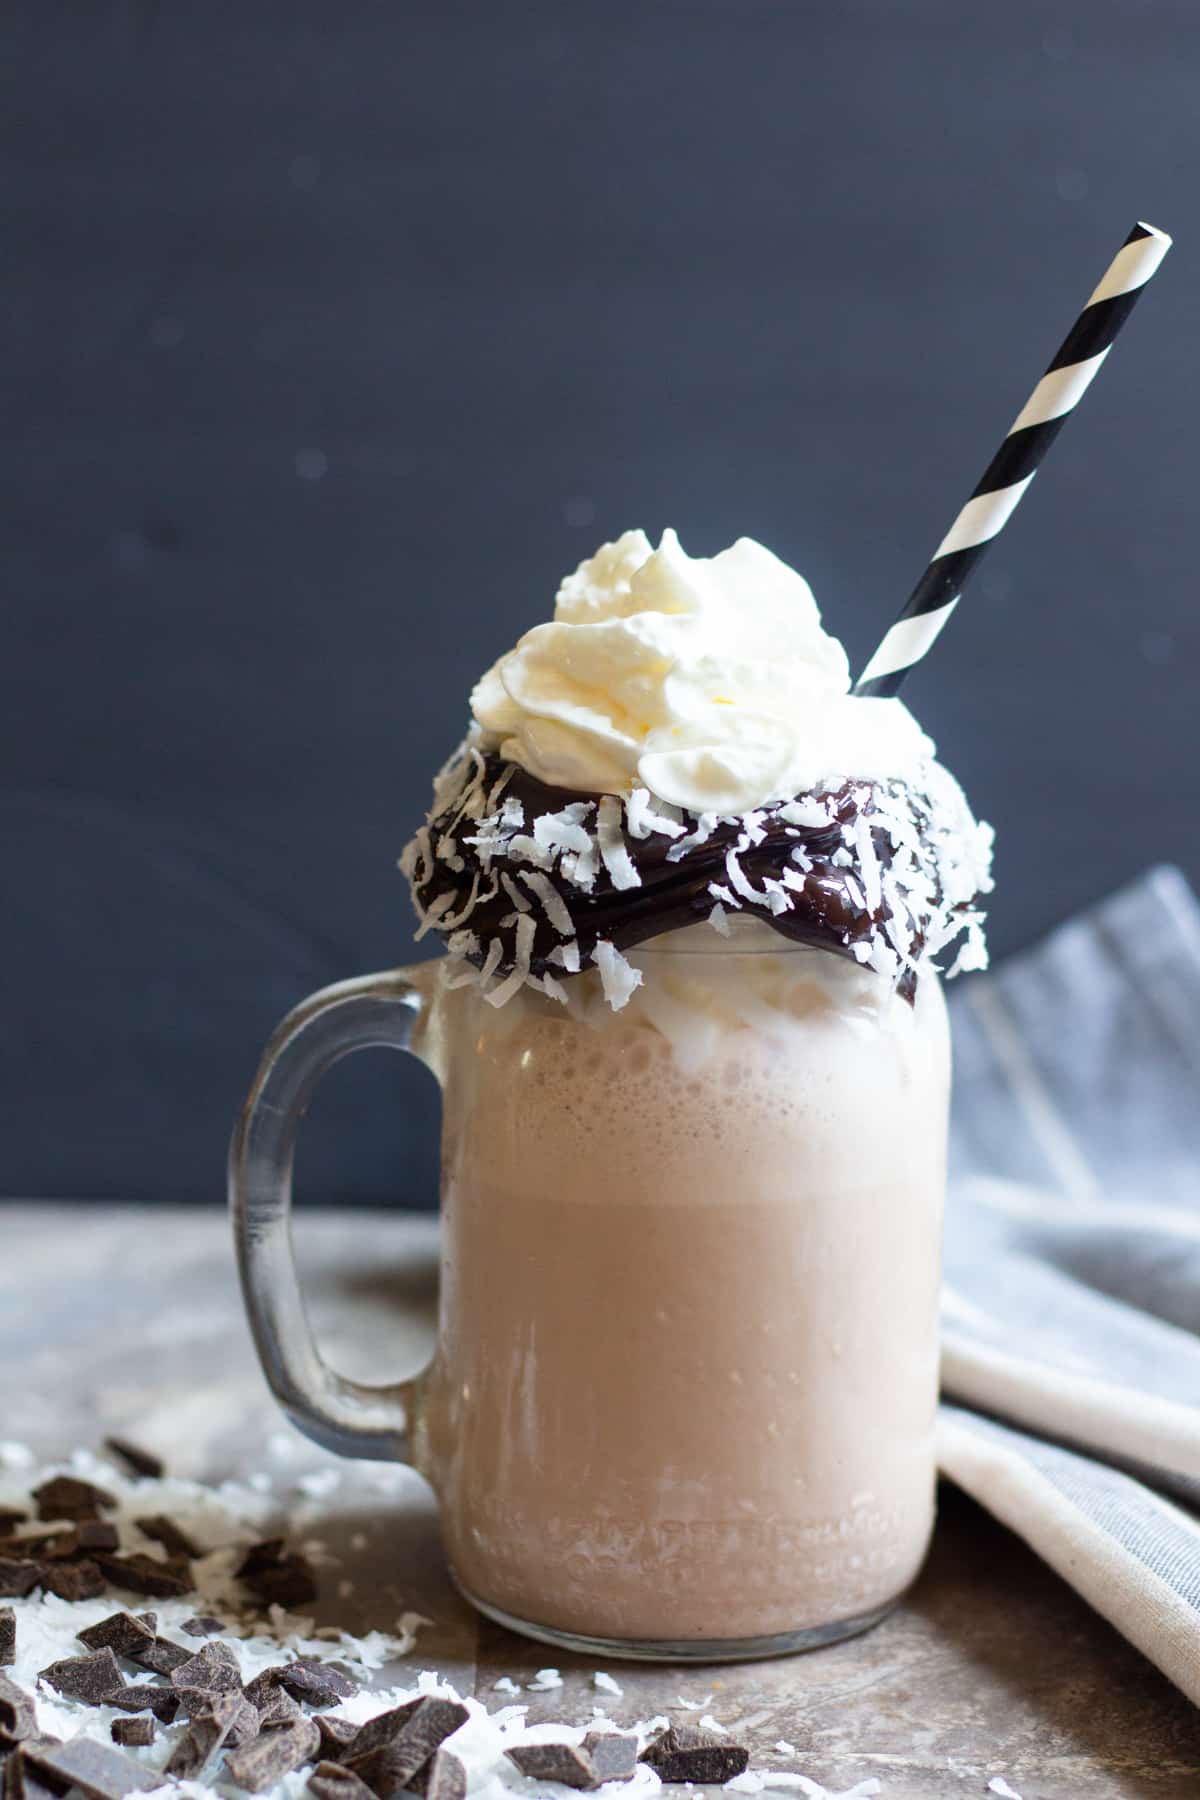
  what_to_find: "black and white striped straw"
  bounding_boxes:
[855,221,1172,699]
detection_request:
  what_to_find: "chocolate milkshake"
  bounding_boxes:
[400,528,992,1653]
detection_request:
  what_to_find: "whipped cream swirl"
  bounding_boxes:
[404,530,994,1008]
[472,529,935,816]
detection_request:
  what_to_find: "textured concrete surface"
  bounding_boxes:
[6,1203,1199,1797]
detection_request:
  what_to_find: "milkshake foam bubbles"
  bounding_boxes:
[411,931,948,1644]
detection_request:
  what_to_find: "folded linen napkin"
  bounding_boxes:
[942,862,1200,1704]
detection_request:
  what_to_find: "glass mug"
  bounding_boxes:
[229,927,949,1661]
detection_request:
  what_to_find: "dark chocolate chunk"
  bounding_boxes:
[22,1738,163,1800]
[308,1762,378,1800]
[505,1745,598,1790]
[640,1726,749,1784]
[276,1660,358,1709]
[133,1615,157,1636]
[129,1637,190,1677]
[224,1696,263,1750]
[234,1539,285,1578]
[109,1720,154,1750]
[344,1746,419,1800]
[235,1539,318,1609]
[21,1531,79,1563]
[77,1614,157,1662]
[419,1750,466,1800]
[3,1745,63,1800]
[582,1734,639,1782]
[0,1518,26,1537]
[102,1441,164,1482]
[30,1478,116,1524]
[75,1523,119,1555]
[0,1566,40,1602]
[93,1554,192,1599]
[0,1676,35,1742]
[181,1616,225,1638]
[37,1649,123,1704]
[169,1642,242,1693]
[40,1561,105,1602]
[163,1690,244,1779]
[339,1698,430,1762]
[346,1701,469,1800]
[246,1561,318,1610]
[242,1668,284,1708]
[226,1718,321,1790]
[255,1687,304,1730]
[314,1716,358,1758]
[105,1687,180,1725]
[0,1612,13,1669]
[134,1517,202,1560]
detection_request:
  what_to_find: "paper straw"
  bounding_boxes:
[855,221,1172,699]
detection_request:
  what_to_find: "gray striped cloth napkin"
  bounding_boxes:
[941,863,1200,1703]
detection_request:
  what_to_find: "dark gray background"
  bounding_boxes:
[4,1,1196,1204]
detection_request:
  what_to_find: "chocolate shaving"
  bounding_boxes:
[77,1614,156,1662]
[226,1718,320,1789]
[276,1660,358,1709]
[308,1762,377,1800]
[181,1616,225,1638]
[0,1566,40,1602]
[641,1725,749,1783]
[105,1687,180,1724]
[582,1733,639,1782]
[164,1691,244,1779]
[102,1441,164,1482]
[21,1738,163,1800]
[37,1648,123,1704]
[108,1720,154,1750]
[93,1553,192,1599]
[134,1516,201,1560]
[0,1613,13,1669]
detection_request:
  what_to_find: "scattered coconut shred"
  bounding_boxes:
[0,1447,890,1800]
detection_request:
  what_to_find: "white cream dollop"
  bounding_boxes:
[470,529,935,814]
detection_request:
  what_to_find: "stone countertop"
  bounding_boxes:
[5,1202,1198,1798]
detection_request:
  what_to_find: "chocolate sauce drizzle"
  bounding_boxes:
[402,740,992,1007]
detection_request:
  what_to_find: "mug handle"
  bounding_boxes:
[228,967,434,1461]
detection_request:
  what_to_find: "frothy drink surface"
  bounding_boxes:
[414,947,949,1645]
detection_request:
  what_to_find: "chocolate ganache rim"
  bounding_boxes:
[400,734,994,1010]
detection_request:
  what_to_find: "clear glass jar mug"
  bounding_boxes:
[229,928,949,1661]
